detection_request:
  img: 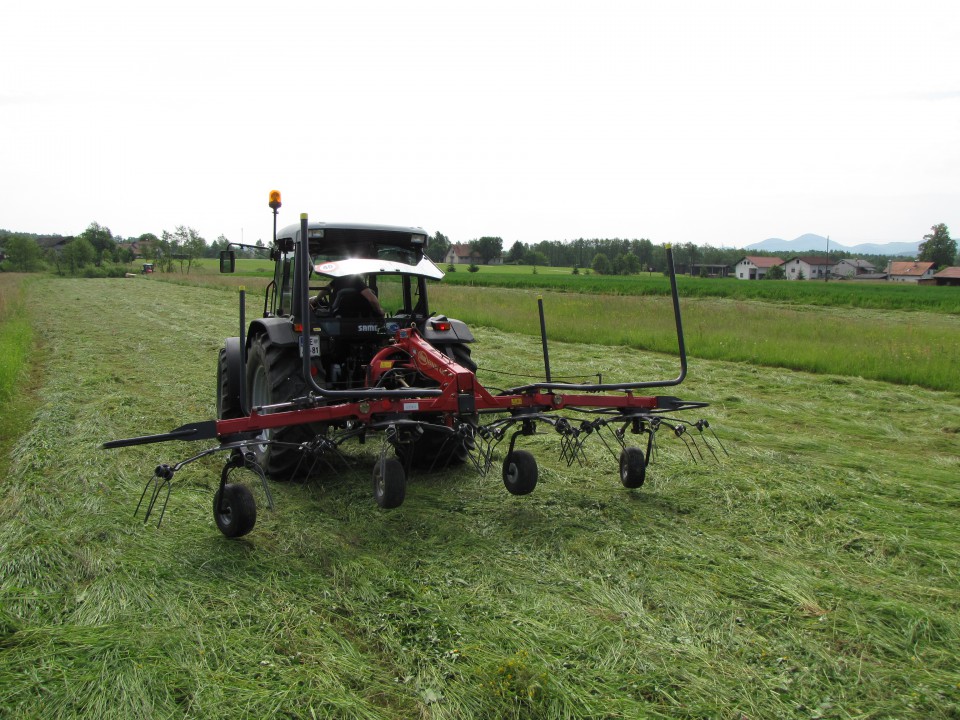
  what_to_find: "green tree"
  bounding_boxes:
[506,240,526,264]
[3,235,43,272]
[185,228,206,273]
[61,238,95,274]
[591,252,611,275]
[80,222,115,266]
[470,236,503,265]
[523,250,548,267]
[765,264,786,280]
[427,231,450,264]
[918,223,956,269]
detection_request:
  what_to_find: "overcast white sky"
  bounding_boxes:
[2,1,958,248]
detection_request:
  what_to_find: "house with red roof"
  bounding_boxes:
[931,267,960,286]
[734,256,784,280]
[886,261,935,283]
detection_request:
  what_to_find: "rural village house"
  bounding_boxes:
[832,258,877,277]
[782,256,832,280]
[444,243,480,265]
[443,243,503,266]
[886,261,935,283]
[734,256,784,280]
[931,267,960,286]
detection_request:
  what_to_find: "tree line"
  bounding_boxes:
[425,232,944,276]
[0,223,256,276]
[4,222,954,277]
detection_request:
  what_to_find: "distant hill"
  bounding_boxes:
[746,234,919,256]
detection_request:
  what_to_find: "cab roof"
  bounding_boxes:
[276,221,428,245]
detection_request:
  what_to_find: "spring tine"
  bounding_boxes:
[153,480,173,528]
[709,428,729,457]
[698,429,720,463]
[687,428,705,462]
[677,433,697,463]
[596,425,621,463]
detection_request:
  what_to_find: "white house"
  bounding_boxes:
[832,258,877,277]
[734,256,784,280]
[886,261,935,283]
[443,243,503,265]
[444,243,479,265]
[782,256,832,280]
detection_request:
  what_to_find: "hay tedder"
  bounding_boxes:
[104,192,721,538]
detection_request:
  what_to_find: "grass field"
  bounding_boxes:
[188,258,960,314]
[427,285,960,393]
[1,278,958,718]
[145,265,960,393]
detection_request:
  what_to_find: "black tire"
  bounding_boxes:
[213,483,257,538]
[619,447,646,488]
[216,346,243,420]
[397,415,477,469]
[439,343,478,374]
[503,450,538,495]
[373,457,406,509]
[246,334,321,480]
[394,342,477,469]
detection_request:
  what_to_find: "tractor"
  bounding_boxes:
[104,191,720,538]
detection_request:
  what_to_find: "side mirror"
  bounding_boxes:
[219,250,236,273]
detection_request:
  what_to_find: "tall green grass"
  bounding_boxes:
[1,278,958,717]
[428,285,960,393]
[0,274,32,402]
[442,271,960,314]
[190,258,960,314]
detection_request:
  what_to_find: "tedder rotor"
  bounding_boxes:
[104,193,723,538]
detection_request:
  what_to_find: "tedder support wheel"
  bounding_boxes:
[213,483,257,538]
[619,447,646,488]
[503,450,538,495]
[373,457,406,509]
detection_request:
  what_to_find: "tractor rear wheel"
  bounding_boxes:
[439,342,478,373]
[619,447,646,488]
[213,483,257,538]
[395,342,477,469]
[246,334,320,480]
[216,347,243,420]
[503,450,538,495]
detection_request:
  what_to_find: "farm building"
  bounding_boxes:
[886,261,935,283]
[444,243,480,265]
[832,258,877,277]
[931,267,960,286]
[782,256,832,280]
[443,244,503,266]
[689,263,730,278]
[734,256,784,280]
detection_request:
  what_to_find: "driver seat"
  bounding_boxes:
[330,288,375,318]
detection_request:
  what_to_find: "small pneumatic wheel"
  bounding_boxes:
[373,457,407,509]
[619,447,646,488]
[502,450,538,495]
[213,483,257,538]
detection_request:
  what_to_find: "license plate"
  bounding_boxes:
[299,335,320,357]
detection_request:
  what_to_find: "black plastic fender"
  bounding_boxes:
[222,336,244,412]
[247,317,300,348]
[422,315,474,344]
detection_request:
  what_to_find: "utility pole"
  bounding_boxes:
[825,235,830,282]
